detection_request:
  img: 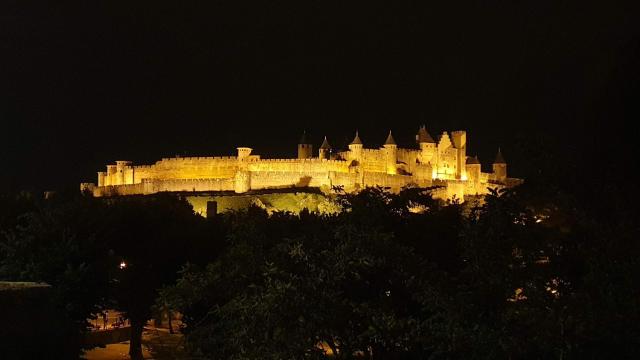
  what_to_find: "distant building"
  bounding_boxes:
[81,127,521,202]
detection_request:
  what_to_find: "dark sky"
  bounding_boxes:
[1,1,638,191]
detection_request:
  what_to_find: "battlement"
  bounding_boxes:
[257,158,347,165]
[85,127,519,202]
[159,156,239,162]
[362,148,384,154]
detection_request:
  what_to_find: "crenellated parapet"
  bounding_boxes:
[83,126,521,202]
[159,155,239,162]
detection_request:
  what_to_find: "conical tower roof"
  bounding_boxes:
[467,155,481,165]
[299,131,311,145]
[417,125,436,143]
[384,130,396,146]
[494,148,506,164]
[350,131,363,145]
[319,136,331,150]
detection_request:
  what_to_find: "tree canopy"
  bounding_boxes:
[1,181,638,359]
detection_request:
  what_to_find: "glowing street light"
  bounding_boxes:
[119,261,127,269]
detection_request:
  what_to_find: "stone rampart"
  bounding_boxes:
[362,172,414,192]
[129,158,239,183]
[86,129,521,202]
[93,183,146,197]
[159,156,238,162]
[329,172,359,191]
[248,158,349,173]
[250,171,331,190]
[432,179,465,201]
[93,178,235,196]
[148,178,235,193]
[361,149,386,172]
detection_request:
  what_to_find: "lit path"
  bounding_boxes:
[82,341,152,360]
[83,326,184,360]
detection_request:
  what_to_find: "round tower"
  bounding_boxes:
[115,161,132,185]
[97,172,106,187]
[450,131,467,180]
[348,131,363,162]
[235,147,253,192]
[297,131,313,159]
[237,147,253,161]
[492,148,507,182]
[383,130,398,175]
[234,170,251,193]
[319,136,331,160]
[105,164,117,186]
[465,155,482,182]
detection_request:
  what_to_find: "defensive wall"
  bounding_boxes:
[82,128,521,204]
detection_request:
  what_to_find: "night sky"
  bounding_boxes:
[1,1,638,192]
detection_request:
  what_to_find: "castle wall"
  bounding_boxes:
[86,129,520,203]
[435,147,458,179]
[412,163,433,186]
[329,171,360,192]
[93,183,146,197]
[91,154,513,201]
[336,150,350,161]
[492,163,507,182]
[151,178,235,193]
[464,179,487,196]
[466,164,481,183]
[148,157,239,180]
[130,166,155,183]
[433,180,466,201]
[123,168,134,184]
[360,149,386,172]
[248,158,350,173]
[419,143,437,164]
[250,171,331,190]
[396,148,421,173]
[92,178,235,196]
[362,172,415,192]
[106,157,241,186]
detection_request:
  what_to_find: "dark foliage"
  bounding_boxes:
[1,176,638,359]
[164,184,639,359]
[0,193,223,359]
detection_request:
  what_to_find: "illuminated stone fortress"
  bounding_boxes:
[81,126,520,202]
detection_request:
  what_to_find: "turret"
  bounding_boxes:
[417,125,437,164]
[298,131,313,159]
[492,148,507,182]
[234,170,251,193]
[383,130,397,175]
[348,131,363,162]
[319,136,331,160]
[97,172,106,187]
[237,147,253,161]
[235,147,253,193]
[115,161,132,185]
[465,155,481,182]
[105,164,117,186]
[435,131,454,179]
[450,131,467,179]
[416,124,436,144]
